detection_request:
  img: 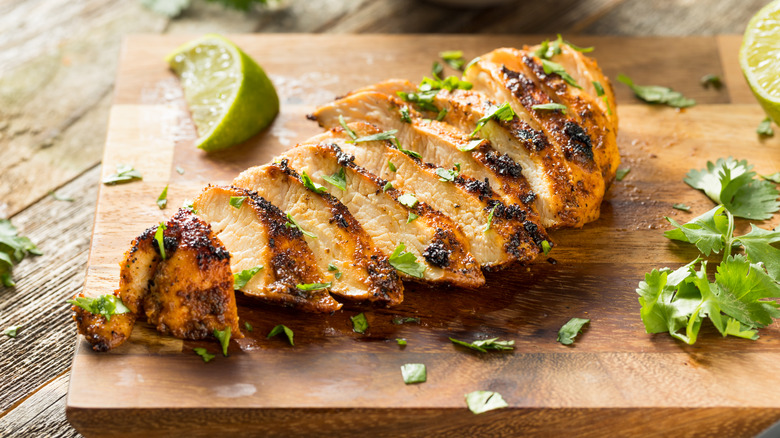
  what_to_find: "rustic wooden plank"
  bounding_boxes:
[0,166,99,413]
[0,373,78,438]
[717,34,757,105]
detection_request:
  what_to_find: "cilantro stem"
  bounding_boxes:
[723,208,735,263]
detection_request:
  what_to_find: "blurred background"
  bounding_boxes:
[0,0,771,436]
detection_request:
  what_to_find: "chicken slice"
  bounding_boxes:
[297,123,547,269]
[194,186,342,312]
[469,47,619,184]
[273,145,484,288]
[225,165,403,306]
[311,90,540,219]
[72,209,242,351]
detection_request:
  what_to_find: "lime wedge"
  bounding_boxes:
[740,0,780,125]
[166,34,279,152]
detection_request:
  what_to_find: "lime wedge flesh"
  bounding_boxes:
[740,0,780,125]
[166,34,279,152]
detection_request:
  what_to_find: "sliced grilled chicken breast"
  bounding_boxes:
[275,144,485,288]
[228,165,403,306]
[468,47,619,184]
[298,123,547,268]
[194,186,342,313]
[311,90,539,217]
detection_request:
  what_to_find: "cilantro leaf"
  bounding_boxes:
[397,193,419,208]
[615,168,630,181]
[338,115,357,140]
[383,181,393,192]
[592,81,605,96]
[388,161,397,172]
[49,191,74,202]
[399,107,411,124]
[213,327,231,356]
[664,205,730,256]
[351,129,399,144]
[351,313,368,334]
[531,103,567,114]
[154,222,166,260]
[419,75,472,93]
[483,204,498,233]
[300,171,327,194]
[0,219,41,287]
[328,263,342,280]
[233,266,263,290]
[67,294,130,322]
[244,321,253,331]
[465,391,508,414]
[541,59,582,89]
[4,325,20,338]
[700,74,722,89]
[440,50,466,70]
[406,212,418,223]
[267,324,294,346]
[758,118,774,137]
[673,203,691,211]
[471,103,516,137]
[285,213,317,239]
[435,167,458,182]
[157,185,168,209]
[322,167,347,191]
[450,337,514,353]
[397,90,439,112]
[458,139,485,152]
[735,225,780,282]
[396,338,407,346]
[176,166,185,175]
[388,242,426,278]
[103,164,143,185]
[296,282,331,291]
[229,196,246,208]
[392,316,420,325]
[432,61,443,78]
[713,255,780,329]
[193,347,215,363]
[617,74,695,108]
[556,318,590,345]
[400,363,427,384]
[684,158,780,220]
[541,240,552,255]
[763,172,780,183]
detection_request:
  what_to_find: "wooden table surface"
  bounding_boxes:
[0,0,774,436]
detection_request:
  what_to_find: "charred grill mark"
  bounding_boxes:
[423,240,451,268]
[331,213,349,229]
[455,176,493,201]
[563,121,594,161]
[482,150,523,178]
[509,124,550,152]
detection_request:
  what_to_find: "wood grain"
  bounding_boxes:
[60,34,780,437]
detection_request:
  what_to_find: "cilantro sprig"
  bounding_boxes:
[103,164,142,185]
[0,219,42,287]
[450,337,514,353]
[233,266,263,290]
[617,74,695,108]
[67,294,131,322]
[388,242,425,278]
[470,103,516,137]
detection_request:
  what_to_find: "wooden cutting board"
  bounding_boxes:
[66,35,780,437]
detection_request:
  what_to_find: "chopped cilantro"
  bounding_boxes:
[4,325,20,338]
[322,167,347,191]
[157,185,168,209]
[383,181,393,192]
[532,103,567,114]
[440,50,466,70]
[351,313,368,334]
[352,129,399,144]
[392,316,420,325]
[432,61,443,78]
[213,327,231,356]
[338,115,357,140]
[388,242,425,278]
[541,240,552,256]
[103,164,143,185]
[193,347,215,362]
[684,157,779,220]
[435,167,458,182]
[300,171,327,194]
[616,168,630,181]
[673,203,691,211]
[0,219,41,287]
[483,204,498,233]
[229,196,246,208]
[328,263,342,280]
[592,81,605,96]
[406,212,418,223]
[396,90,439,112]
[557,318,590,345]
[285,213,317,239]
[399,107,412,124]
[758,118,775,137]
[244,321,253,332]
[459,139,485,152]
[49,191,74,202]
[617,74,696,108]
[154,222,166,260]
[700,74,722,89]
[296,282,331,291]
[400,363,427,384]
[396,338,407,346]
[762,172,780,184]
[175,166,185,175]
[388,161,397,172]
[397,193,419,208]
[450,337,514,353]
[267,324,294,346]
[465,391,508,414]
[471,103,516,137]
[67,294,130,322]
[541,59,582,89]
[181,199,197,214]
[463,56,480,72]
[436,108,448,121]
[233,266,263,290]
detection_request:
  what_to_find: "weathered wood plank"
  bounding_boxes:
[0,373,79,438]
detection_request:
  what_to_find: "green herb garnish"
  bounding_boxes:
[67,294,130,322]
[351,129,398,144]
[616,168,630,181]
[388,161,397,172]
[399,107,412,124]
[388,242,425,278]
[458,139,484,152]
[4,325,20,338]
[392,316,420,325]
[449,337,514,353]
[435,167,458,182]
[351,313,368,334]
[532,103,567,114]
[229,196,246,208]
[328,263,342,280]
[285,213,317,238]
[267,324,294,346]
[763,172,780,183]
[471,103,516,137]
[176,166,185,175]
[157,185,168,209]
[465,391,508,414]
[436,108,448,121]
[700,74,722,89]
[383,181,393,192]
[541,240,552,255]
[396,338,407,346]
[0,219,42,287]
[339,115,357,140]
[193,347,215,362]
[400,363,427,384]
[103,164,143,185]
[432,61,443,78]
[673,203,691,211]
[296,282,331,291]
[154,222,166,260]
[557,317,590,345]
[617,74,696,108]
[244,321,253,332]
[440,50,466,70]
[214,327,231,356]
[322,167,347,191]
[483,204,498,233]
[758,118,775,137]
[49,191,74,202]
[406,212,419,223]
[233,266,263,290]
[397,193,419,208]
[541,59,582,89]
[300,171,327,194]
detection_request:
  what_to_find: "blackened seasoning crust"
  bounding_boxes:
[483,151,523,178]
[423,241,451,268]
[563,121,594,161]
